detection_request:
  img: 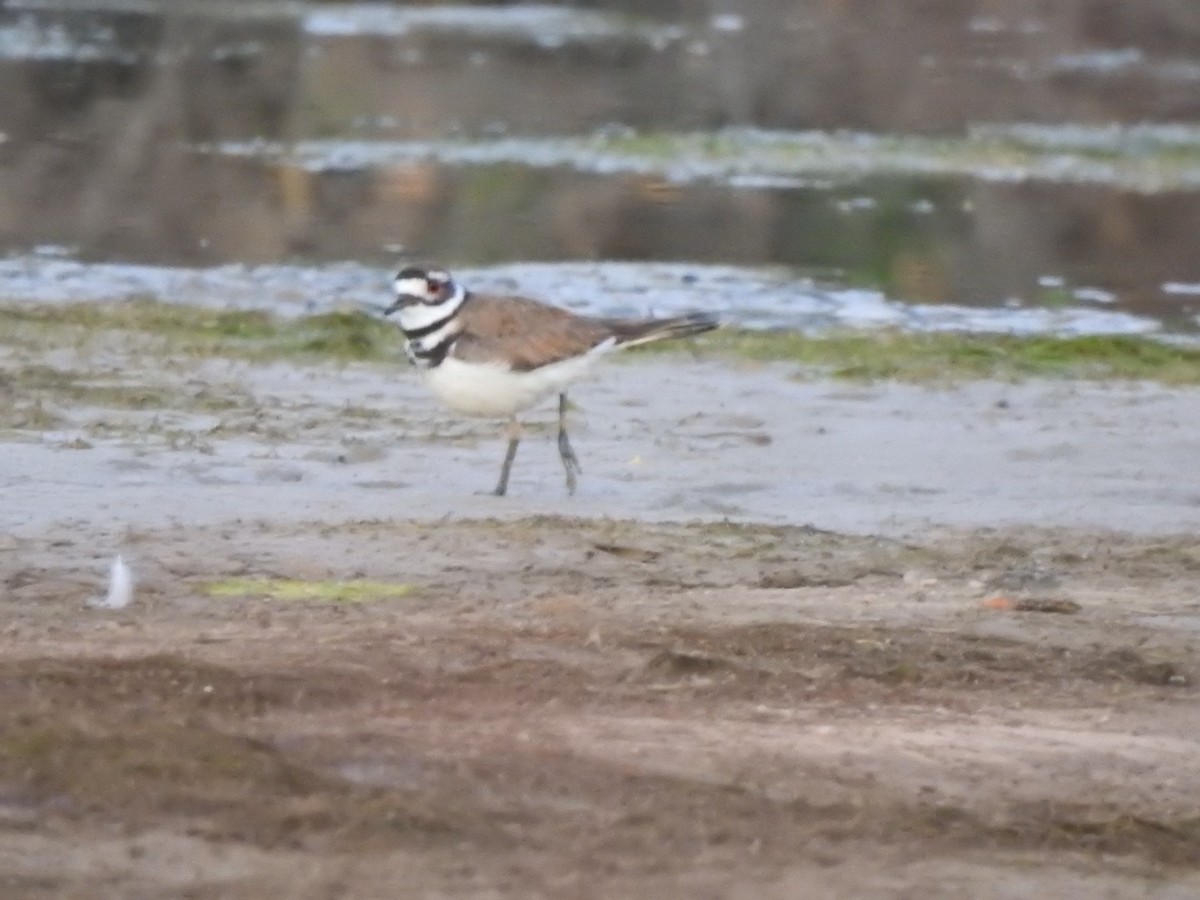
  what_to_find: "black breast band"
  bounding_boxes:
[411,334,457,367]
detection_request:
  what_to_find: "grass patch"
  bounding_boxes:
[0,363,253,424]
[0,299,400,363]
[590,128,1200,191]
[8,365,180,409]
[637,329,1200,383]
[206,577,416,603]
[4,299,1199,384]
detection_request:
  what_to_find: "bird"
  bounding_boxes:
[383,265,720,496]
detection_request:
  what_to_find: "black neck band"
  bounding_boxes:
[402,290,470,341]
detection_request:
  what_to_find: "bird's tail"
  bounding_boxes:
[607,312,721,349]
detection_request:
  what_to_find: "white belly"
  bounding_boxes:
[423,350,607,417]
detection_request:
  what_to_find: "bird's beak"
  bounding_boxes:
[383,296,413,316]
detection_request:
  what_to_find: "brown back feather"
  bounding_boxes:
[453,293,615,372]
[452,293,719,372]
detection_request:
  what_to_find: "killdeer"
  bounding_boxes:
[384,266,719,496]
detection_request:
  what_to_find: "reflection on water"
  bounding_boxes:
[2,0,1200,328]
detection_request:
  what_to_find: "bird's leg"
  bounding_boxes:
[557,392,582,495]
[493,417,521,497]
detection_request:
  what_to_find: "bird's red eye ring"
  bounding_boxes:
[426,278,441,293]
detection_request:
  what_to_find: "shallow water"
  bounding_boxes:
[2,1,1200,332]
[0,255,1166,338]
[6,356,1200,537]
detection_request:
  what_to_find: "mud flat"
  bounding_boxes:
[1,317,1199,897]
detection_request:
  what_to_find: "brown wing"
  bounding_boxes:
[453,293,615,372]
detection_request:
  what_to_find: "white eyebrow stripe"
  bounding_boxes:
[393,282,468,332]
[394,276,430,297]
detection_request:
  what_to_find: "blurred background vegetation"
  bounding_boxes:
[1,0,1199,325]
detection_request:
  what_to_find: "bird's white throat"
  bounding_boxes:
[394,281,468,333]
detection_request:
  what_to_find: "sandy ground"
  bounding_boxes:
[1,341,1199,898]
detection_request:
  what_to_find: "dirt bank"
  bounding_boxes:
[1,337,1198,897]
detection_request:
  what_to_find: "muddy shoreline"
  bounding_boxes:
[2,330,1199,896]
[4,0,1200,893]
[3,349,1199,537]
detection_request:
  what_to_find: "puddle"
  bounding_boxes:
[1,1,1199,333]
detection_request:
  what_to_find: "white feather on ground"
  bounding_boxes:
[89,555,134,609]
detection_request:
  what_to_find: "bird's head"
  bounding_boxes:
[385,266,456,315]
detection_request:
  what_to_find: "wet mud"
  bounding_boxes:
[1,329,1199,897]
